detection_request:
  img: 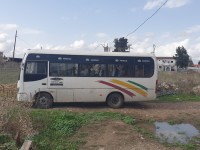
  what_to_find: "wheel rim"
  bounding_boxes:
[39,96,48,106]
[110,96,119,105]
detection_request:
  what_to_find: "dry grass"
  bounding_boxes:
[0,83,17,98]
[158,71,200,94]
[0,92,35,145]
[0,99,34,137]
[0,83,35,149]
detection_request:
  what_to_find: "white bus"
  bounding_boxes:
[17,50,158,109]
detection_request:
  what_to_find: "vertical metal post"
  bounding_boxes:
[13,30,17,59]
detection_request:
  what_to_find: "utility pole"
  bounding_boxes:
[13,30,17,59]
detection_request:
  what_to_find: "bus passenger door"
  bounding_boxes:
[23,61,48,100]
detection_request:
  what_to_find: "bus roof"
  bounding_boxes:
[25,49,156,57]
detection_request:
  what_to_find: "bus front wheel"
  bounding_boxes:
[35,93,53,109]
[107,93,124,108]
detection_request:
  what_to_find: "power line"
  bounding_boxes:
[126,0,169,37]
[17,36,33,47]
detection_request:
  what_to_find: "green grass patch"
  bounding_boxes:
[168,120,176,125]
[30,110,135,150]
[157,94,200,102]
[0,134,11,144]
[0,68,20,84]
[0,133,17,150]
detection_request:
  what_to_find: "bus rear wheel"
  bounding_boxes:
[35,93,53,109]
[107,93,124,108]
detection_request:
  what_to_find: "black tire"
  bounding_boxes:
[35,93,53,109]
[107,93,124,108]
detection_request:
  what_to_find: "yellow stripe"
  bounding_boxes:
[110,79,147,97]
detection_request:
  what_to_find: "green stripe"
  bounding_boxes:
[127,80,148,91]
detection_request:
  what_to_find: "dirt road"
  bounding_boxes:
[53,101,200,150]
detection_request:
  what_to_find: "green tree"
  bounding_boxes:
[173,46,189,69]
[188,57,193,67]
[113,37,128,52]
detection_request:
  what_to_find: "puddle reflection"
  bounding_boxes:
[155,122,200,144]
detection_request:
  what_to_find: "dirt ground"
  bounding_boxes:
[53,101,200,150]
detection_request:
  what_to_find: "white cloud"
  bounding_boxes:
[96,33,108,38]
[144,0,164,10]
[33,44,68,50]
[129,38,152,53]
[0,40,13,54]
[70,40,85,49]
[161,32,171,38]
[0,32,13,54]
[0,33,8,42]
[176,25,200,38]
[88,42,99,49]
[144,0,191,10]
[188,43,200,63]
[184,25,200,35]
[0,24,18,30]
[145,32,154,37]
[166,0,191,8]
[196,37,200,42]
[155,39,190,57]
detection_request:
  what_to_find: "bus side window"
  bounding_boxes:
[50,63,78,77]
[99,64,106,77]
[144,64,154,77]
[80,64,89,76]
[50,63,59,76]
[135,65,144,77]
[108,65,114,77]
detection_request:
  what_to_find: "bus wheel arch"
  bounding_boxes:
[34,92,54,109]
[106,92,124,109]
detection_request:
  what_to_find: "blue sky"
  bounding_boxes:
[0,0,200,63]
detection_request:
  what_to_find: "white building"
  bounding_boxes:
[157,57,177,71]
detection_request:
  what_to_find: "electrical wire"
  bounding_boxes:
[17,36,33,47]
[125,0,169,37]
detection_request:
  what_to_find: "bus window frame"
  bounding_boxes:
[24,60,48,82]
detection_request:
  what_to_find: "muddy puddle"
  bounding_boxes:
[155,122,200,144]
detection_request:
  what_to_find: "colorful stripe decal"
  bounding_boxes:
[98,80,135,97]
[110,79,147,97]
[127,80,148,91]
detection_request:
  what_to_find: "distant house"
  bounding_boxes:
[157,57,177,71]
[191,64,200,68]
[7,57,22,62]
[0,51,22,68]
[187,64,200,73]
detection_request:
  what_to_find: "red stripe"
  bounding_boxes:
[98,80,135,97]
